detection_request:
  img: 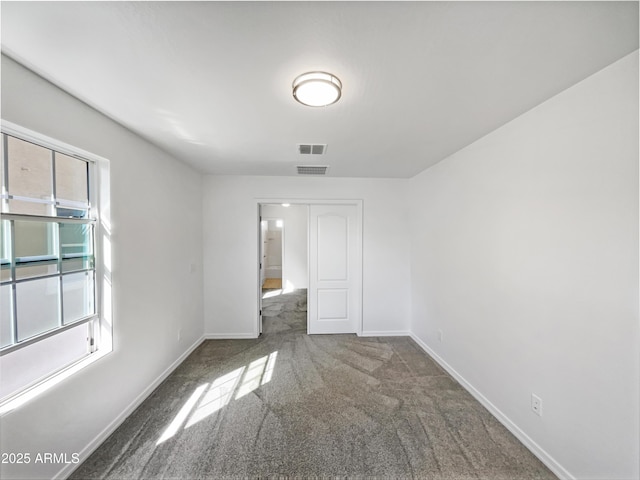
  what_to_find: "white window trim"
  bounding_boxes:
[0,120,113,415]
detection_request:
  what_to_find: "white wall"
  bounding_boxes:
[262,204,308,289]
[409,51,639,479]
[0,55,204,479]
[203,176,411,337]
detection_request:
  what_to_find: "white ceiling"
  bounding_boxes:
[1,1,638,178]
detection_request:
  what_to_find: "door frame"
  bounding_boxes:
[255,198,363,337]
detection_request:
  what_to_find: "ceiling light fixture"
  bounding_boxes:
[292,71,342,107]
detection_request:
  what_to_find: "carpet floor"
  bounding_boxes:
[71,289,557,479]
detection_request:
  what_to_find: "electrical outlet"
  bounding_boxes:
[437,330,443,343]
[531,393,542,416]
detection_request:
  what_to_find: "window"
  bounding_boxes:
[0,124,110,406]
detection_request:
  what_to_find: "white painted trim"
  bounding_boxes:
[55,335,206,480]
[257,203,263,338]
[409,333,575,480]
[360,331,410,337]
[1,120,109,165]
[203,333,257,340]
[255,197,362,206]
[0,347,111,416]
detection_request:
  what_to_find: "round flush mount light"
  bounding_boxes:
[292,71,342,107]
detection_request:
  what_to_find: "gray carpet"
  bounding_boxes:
[71,289,556,479]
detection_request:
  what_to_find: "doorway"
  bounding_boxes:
[257,200,363,337]
[259,203,308,335]
[261,218,283,290]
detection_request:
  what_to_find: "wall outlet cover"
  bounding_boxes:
[531,393,542,416]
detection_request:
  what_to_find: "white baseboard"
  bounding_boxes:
[409,333,574,480]
[360,330,410,337]
[56,335,206,480]
[204,333,257,339]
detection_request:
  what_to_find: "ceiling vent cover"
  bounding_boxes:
[296,165,329,176]
[298,144,327,155]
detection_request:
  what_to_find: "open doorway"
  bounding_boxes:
[257,200,363,337]
[259,204,309,335]
[261,218,284,290]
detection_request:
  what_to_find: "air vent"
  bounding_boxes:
[298,144,327,155]
[296,165,329,176]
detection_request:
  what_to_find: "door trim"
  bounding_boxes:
[255,198,363,337]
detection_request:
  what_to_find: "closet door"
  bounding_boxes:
[308,204,361,334]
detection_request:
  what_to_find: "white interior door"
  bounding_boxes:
[309,204,361,334]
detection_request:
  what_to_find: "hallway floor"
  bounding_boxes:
[71,289,556,479]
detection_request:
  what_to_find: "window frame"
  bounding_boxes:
[0,121,112,411]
